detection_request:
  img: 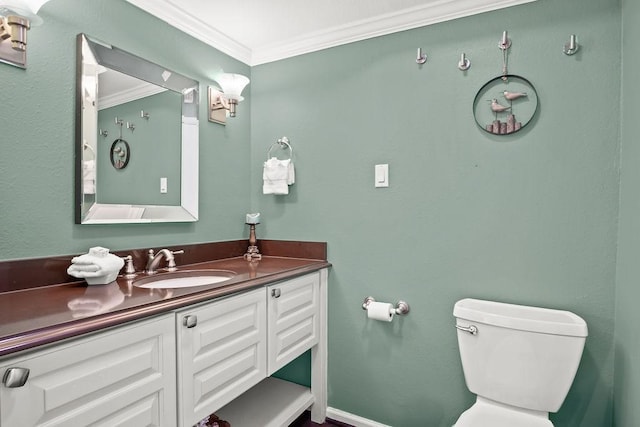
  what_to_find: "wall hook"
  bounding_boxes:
[115,117,124,126]
[99,129,108,138]
[498,30,511,50]
[126,122,135,132]
[416,47,427,65]
[563,34,579,55]
[458,52,471,71]
[140,110,150,120]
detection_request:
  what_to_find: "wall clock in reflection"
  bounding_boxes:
[473,75,538,135]
[110,138,130,170]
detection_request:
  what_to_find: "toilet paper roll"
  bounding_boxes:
[367,301,394,322]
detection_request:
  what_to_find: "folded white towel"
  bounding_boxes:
[263,157,295,195]
[287,161,295,185]
[83,160,96,194]
[83,180,95,194]
[83,160,95,179]
[71,246,111,264]
[67,246,124,285]
[68,264,100,273]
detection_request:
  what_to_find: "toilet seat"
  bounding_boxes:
[453,397,553,427]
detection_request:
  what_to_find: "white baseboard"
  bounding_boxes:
[326,407,392,427]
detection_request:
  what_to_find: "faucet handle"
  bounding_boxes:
[166,250,184,271]
[145,249,156,273]
[121,255,137,278]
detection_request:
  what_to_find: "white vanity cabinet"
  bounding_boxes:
[176,287,267,426]
[0,314,176,427]
[0,268,328,427]
[215,270,328,427]
[267,272,320,375]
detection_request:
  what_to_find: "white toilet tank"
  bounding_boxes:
[454,298,588,413]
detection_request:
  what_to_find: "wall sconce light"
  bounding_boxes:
[0,0,50,68]
[208,72,250,124]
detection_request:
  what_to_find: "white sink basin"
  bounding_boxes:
[133,270,236,289]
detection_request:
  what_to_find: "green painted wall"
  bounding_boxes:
[98,91,182,205]
[0,0,252,260]
[0,0,633,426]
[251,0,620,425]
[614,0,640,426]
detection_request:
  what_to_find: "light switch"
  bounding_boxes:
[375,164,389,188]
[160,177,168,193]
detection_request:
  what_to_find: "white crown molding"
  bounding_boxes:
[125,0,252,64]
[98,82,167,110]
[252,0,538,65]
[126,0,537,66]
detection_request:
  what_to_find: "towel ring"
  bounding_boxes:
[267,136,293,160]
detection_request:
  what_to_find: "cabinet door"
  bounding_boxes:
[268,272,320,375]
[0,314,176,427]
[177,288,267,427]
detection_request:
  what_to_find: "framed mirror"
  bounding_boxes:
[75,34,199,224]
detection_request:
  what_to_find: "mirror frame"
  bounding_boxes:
[75,33,199,224]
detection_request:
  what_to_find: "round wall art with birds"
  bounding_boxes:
[473,75,538,135]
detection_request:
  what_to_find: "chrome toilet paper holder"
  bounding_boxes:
[362,296,410,316]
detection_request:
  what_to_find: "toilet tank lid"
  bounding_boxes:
[453,298,588,337]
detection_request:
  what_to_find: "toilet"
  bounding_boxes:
[453,298,588,427]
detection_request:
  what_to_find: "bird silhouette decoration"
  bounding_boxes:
[490,99,511,114]
[502,90,528,101]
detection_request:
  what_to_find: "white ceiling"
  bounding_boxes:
[125,0,537,66]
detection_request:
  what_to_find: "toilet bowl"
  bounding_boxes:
[453,298,588,427]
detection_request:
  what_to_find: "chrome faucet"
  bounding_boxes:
[145,249,184,274]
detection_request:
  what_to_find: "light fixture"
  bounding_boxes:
[208,72,250,124]
[0,0,50,68]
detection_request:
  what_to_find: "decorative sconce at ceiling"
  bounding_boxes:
[0,0,50,68]
[208,72,250,125]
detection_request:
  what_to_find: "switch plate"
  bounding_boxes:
[375,164,389,188]
[160,177,168,193]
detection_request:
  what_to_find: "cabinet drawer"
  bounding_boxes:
[0,314,176,427]
[177,288,267,426]
[268,272,320,375]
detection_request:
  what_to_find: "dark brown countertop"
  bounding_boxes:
[0,255,330,358]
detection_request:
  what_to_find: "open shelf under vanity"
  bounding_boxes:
[216,377,314,427]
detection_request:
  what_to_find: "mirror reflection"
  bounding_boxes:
[75,34,199,224]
